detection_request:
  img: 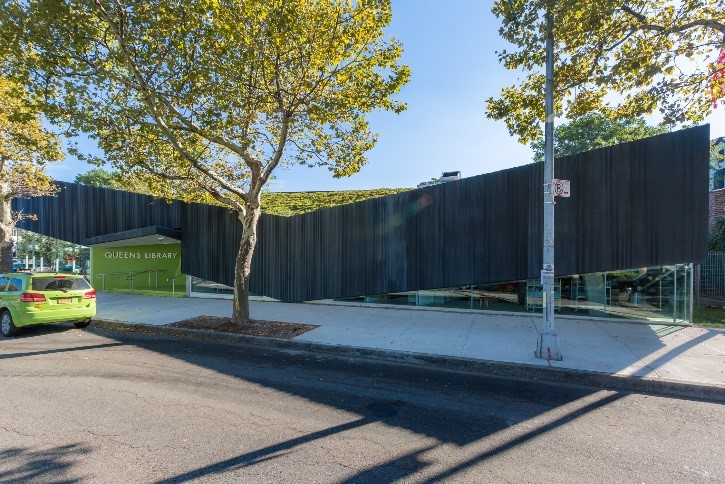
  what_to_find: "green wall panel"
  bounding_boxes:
[91,243,183,292]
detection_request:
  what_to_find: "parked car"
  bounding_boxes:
[0,273,96,337]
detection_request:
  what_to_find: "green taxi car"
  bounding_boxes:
[0,273,96,337]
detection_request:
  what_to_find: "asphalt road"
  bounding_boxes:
[1,325,723,483]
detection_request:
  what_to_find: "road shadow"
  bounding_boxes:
[96,330,623,482]
[419,392,623,483]
[155,417,376,483]
[0,444,90,483]
[0,324,77,340]
[0,342,125,360]
[339,445,436,483]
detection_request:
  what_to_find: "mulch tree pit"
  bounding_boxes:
[167,316,318,339]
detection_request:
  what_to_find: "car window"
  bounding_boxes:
[31,277,91,291]
[7,278,24,291]
[0,276,9,292]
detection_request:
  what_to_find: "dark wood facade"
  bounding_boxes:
[15,126,710,302]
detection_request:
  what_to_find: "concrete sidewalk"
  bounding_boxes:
[95,293,725,395]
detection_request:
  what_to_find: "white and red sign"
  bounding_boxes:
[552,179,570,197]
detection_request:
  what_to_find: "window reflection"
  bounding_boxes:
[337,264,693,324]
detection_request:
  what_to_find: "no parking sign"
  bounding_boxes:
[552,179,570,197]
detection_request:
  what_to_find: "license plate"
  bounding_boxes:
[57,298,72,304]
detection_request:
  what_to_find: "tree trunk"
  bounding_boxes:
[231,206,261,324]
[0,197,14,272]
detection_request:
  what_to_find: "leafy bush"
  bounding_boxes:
[262,189,410,216]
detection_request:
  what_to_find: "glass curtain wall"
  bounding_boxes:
[14,229,90,274]
[189,277,279,301]
[190,277,234,297]
[341,264,693,324]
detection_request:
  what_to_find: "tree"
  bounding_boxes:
[16,229,61,262]
[486,1,725,144]
[530,112,667,162]
[0,75,61,271]
[1,1,409,323]
[74,168,119,188]
[75,167,165,196]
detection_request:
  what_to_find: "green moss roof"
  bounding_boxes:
[261,188,411,216]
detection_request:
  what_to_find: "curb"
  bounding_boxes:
[89,320,725,404]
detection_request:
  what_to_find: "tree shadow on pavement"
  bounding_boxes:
[98,330,622,482]
[0,342,124,360]
[155,417,376,484]
[0,444,91,483]
[639,329,721,374]
[339,445,436,483]
[419,392,623,483]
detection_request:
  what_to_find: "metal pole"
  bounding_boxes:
[673,266,677,323]
[689,263,694,324]
[536,9,562,360]
[693,263,700,307]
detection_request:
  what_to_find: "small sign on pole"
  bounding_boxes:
[552,179,570,197]
[541,263,554,284]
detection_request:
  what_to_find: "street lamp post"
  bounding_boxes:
[536,10,562,361]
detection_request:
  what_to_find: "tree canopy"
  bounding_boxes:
[530,112,667,162]
[0,0,409,321]
[0,74,61,270]
[487,1,725,144]
[74,168,120,188]
[1,0,409,204]
[0,76,61,196]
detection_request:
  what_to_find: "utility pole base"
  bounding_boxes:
[535,332,562,361]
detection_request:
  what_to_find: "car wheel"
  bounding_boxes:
[1,310,18,337]
[74,320,91,329]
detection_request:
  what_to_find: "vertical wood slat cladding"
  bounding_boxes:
[182,126,708,301]
[15,182,183,243]
[15,126,709,302]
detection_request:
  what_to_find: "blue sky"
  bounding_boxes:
[47,0,725,191]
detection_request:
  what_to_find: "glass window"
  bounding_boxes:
[31,277,91,291]
[0,276,9,292]
[471,282,526,312]
[338,264,693,324]
[190,277,234,296]
[7,278,24,292]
